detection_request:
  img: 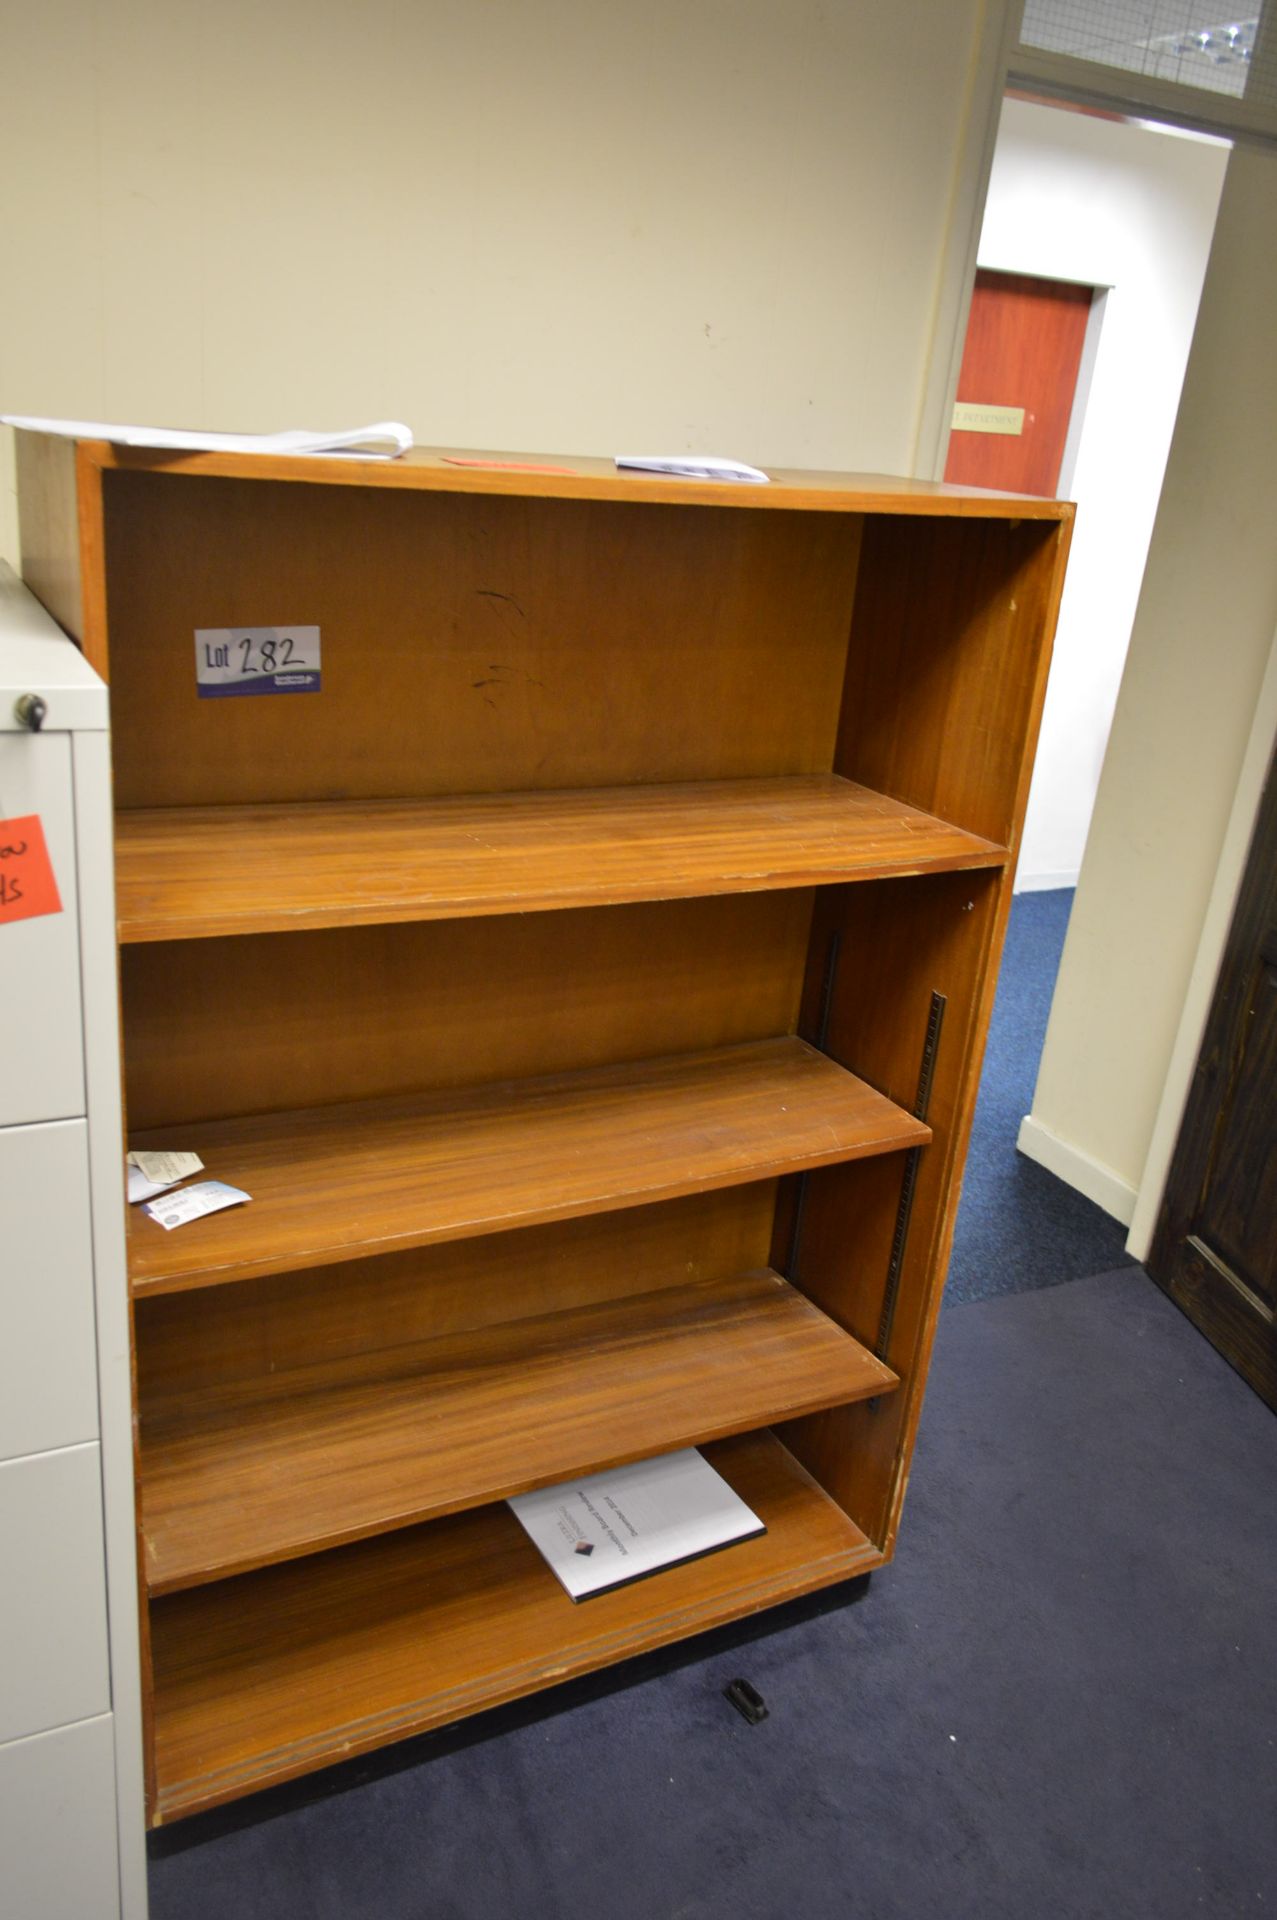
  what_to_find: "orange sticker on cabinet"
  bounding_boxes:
[0,815,62,925]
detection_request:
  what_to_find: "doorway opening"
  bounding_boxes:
[940,89,1231,1297]
[945,93,1229,899]
[945,267,1097,499]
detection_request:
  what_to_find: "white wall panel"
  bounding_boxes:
[1028,144,1277,1209]
[0,1119,99,1462]
[975,98,1227,892]
[0,1715,119,1920]
[0,1445,110,1744]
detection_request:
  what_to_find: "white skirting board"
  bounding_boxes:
[1016,1114,1137,1226]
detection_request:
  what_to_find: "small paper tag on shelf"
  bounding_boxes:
[143,1180,250,1231]
[195,626,321,698]
[127,1150,204,1204]
[129,1149,204,1185]
[0,815,62,926]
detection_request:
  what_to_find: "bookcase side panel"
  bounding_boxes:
[836,514,1070,849]
[784,511,1067,1547]
[13,431,85,645]
[777,867,1005,1547]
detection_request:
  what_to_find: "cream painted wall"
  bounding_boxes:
[975,99,1227,893]
[1021,140,1277,1223]
[0,0,994,563]
[1127,618,1277,1258]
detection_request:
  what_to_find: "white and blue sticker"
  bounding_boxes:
[195,626,321,698]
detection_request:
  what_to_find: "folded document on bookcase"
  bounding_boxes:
[1,415,413,459]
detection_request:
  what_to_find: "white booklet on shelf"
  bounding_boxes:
[508,1448,765,1601]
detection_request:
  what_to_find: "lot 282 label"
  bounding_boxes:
[195,626,321,697]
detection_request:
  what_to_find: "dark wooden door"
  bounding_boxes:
[1147,741,1277,1407]
[944,269,1093,497]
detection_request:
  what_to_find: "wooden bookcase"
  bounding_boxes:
[15,435,1072,1827]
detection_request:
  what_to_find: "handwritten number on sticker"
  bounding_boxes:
[0,816,62,926]
[237,634,296,675]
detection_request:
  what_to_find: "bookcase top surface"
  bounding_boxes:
[63,435,1074,520]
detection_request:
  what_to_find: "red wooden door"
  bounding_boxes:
[944,269,1093,497]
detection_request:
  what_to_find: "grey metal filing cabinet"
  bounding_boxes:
[0,563,147,1919]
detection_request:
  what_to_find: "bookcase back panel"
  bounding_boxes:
[102,473,863,809]
[771,1153,909,1354]
[135,1185,779,1415]
[120,890,814,1130]
[837,516,1066,848]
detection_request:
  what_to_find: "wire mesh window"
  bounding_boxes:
[1019,3,1273,109]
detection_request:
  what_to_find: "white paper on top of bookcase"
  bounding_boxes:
[1,415,413,459]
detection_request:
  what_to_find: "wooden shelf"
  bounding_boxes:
[140,1268,898,1594]
[127,1037,930,1297]
[149,1427,881,1822]
[114,776,1005,942]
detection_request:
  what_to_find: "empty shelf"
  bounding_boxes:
[127,1036,930,1296]
[114,775,1006,941]
[140,1267,898,1593]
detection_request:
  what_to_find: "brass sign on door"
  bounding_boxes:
[951,402,1025,436]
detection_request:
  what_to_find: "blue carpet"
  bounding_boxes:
[946,889,1134,1303]
[150,1268,1277,1919]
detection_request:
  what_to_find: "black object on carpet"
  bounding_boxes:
[150,1269,1277,1920]
[947,889,1134,1303]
